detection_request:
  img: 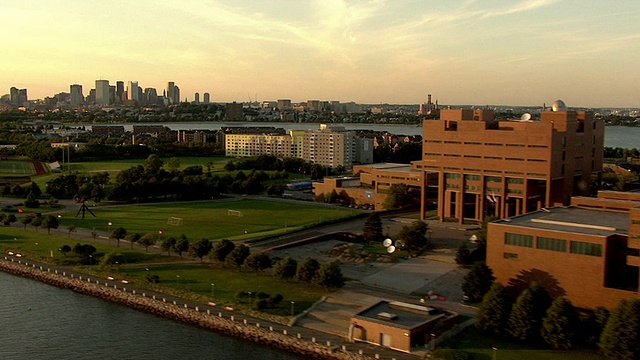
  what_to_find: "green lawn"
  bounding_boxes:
[61,199,356,241]
[439,326,605,360]
[0,226,327,318]
[64,156,229,173]
[0,160,35,177]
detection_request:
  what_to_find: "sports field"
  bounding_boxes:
[0,161,36,177]
[62,199,356,240]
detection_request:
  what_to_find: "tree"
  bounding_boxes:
[362,213,383,243]
[462,262,495,303]
[67,224,76,237]
[296,257,320,282]
[24,191,40,208]
[20,215,32,230]
[126,233,141,249]
[59,244,71,256]
[30,216,42,232]
[40,215,59,235]
[541,297,580,349]
[476,282,512,335]
[72,243,96,259]
[225,244,250,267]
[5,214,17,227]
[273,257,297,281]
[211,239,235,262]
[455,240,471,265]
[383,183,418,209]
[166,157,181,172]
[161,237,177,255]
[509,283,552,342]
[189,238,213,262]
[600,299,640,360]
[243,252,272,272]
[143,154,163,174]
[175,236,189,258]
[313,261,345,288]
[111,227,127,247]
[397,221,430,255]
[138,233,156,252]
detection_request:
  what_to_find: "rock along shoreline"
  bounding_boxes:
[0,258,371,360]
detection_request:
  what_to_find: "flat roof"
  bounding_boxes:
[354,301,442,330]
[355,163,413,170]
[494,206,629,236]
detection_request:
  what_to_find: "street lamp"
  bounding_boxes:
[431,333,437,351]
[176,275,180,285]
[108,221,113,245]
[492,347,498,360]
[115,261,119,273]
[210,283,215,299]
[428,229,433,243]
[290,301,295,317]
[57,214,61,233]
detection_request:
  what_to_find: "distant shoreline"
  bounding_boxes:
[0,258,369,360]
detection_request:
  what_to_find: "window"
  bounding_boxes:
[504,253,519,259]
[486,176,502,182]
[507,178,524,184]
[570,241,602,257]
[505,233,534,247]
[464,174,481,181]
[445,173,461,179]
[537,237,567,252]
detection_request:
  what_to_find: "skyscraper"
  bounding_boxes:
[127,81,139,101]
[203,93,210,104]
[167,82,176,104]
[116,81,124,104]
[95,80,110,105]
[70,84,84,107]
[194,92,200,104]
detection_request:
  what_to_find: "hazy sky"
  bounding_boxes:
[1,0,639,107]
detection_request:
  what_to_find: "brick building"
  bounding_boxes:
[420,103,604,223]
[487,191,640,309]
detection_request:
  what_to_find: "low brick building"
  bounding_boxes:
[487,191,640,309]
[349,300,457,352]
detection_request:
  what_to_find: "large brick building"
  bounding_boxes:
[420,103,604,223]
[487,191,640,309]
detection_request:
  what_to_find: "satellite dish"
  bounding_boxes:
[520,113,532,121]
[395,240,403,248]
[387,245,396,254]
[382,238,392,248]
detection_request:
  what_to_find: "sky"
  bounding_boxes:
[1,0,639,108]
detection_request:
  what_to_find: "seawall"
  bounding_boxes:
[0,258,371,360]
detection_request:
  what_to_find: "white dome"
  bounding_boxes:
[552,100,567,111]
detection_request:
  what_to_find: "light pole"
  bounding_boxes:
[492,347,497,360]
[290,301,295,317]
[108,221,112,245]
[428,229,433,243]
[210,283,215,299]
[57,214,61,233]
[115,261,119,274]
[176,275,180,285]
[431,333,437,351]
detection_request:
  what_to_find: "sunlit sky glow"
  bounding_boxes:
[1,0,639,107]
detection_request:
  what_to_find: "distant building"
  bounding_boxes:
[420,102,604,223]
[177,130,211,143]
[307,100,320,111]
[91,125,124,136]
[277,99,291,110]
[303,124,356,169]
[418,94,438,115]
[95,80,110,105]
[488,191,640,309]
[225,133,292,158]
[225,102,244,120]
[132,125,167,135]
[194,92,200,104]
[167,82,178,104]
[203,93,210,104]
[70,84,84,107]
[9,87,28,106]
[116,81,125,104]
[127,81,139,101]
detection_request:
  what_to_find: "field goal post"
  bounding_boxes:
[167,217,184,226]
[227,209,244,217]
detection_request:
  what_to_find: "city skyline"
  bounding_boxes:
[1,1,639,108]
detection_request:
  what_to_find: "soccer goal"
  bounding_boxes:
[167,217,184,226]
[227,209,244,217]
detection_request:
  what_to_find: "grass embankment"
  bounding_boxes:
[438,326,605,360]
[61,199,356,241]
[0,226,327,319]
